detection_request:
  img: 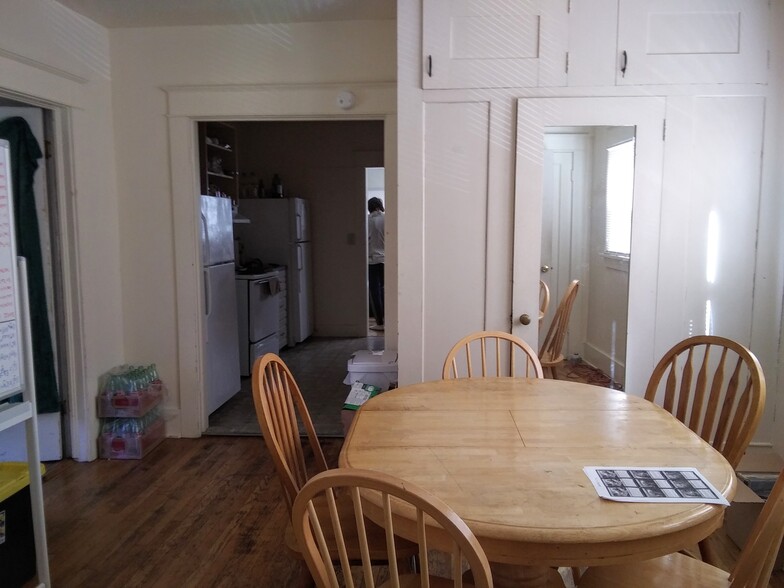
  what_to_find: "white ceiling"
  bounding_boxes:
[53,0,395,28]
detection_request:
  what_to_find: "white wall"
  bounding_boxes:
[399,1,784,450]
[109,21,396,436]
[0,0,123,460]
[769,0,784,458]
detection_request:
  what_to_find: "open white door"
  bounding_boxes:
[512,97,665,396]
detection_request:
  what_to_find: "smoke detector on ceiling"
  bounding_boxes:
[336,91,356,110]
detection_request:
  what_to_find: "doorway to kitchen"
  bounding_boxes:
[201,119,386,436]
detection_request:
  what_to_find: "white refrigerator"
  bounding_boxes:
[234,198,314,346]
[200,195,241,415]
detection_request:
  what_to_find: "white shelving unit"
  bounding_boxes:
[0,139,50,587]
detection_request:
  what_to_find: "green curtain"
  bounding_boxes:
[0,116,59,413]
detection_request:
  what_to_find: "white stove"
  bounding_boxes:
[236,268,281,376]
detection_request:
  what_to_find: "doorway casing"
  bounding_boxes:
[0,89,88,460]
[165,82,397,437]
[513,97,666,397]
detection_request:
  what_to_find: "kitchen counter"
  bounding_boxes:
[235,263,282,279]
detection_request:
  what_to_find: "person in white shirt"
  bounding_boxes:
[367,197,385,331]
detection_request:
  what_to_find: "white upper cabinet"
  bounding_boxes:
[422,0,568,89]
[616,0,769,85]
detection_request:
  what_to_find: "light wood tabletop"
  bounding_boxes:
[339,378,737,587]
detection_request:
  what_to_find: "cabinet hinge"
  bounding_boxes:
[662,119,667,141]
[567,0,572,14]
[565,52,569,74]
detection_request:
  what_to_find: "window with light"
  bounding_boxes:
[605,139,635,258]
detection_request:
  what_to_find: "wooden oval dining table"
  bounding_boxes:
[339,377,737,588]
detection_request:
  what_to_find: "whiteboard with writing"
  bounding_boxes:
[0,139,23,398]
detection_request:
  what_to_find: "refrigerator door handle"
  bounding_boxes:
[204,268,211,338]
[200,212,210,261]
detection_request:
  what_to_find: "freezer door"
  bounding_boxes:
[200,195,235,265]
[290,241,314,343]
[293,197,310,242]
[204,262,241,414]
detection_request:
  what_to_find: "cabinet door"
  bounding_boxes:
[617,0,769,85]
[423,0,568,89]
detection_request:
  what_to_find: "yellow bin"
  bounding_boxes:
[0,462,45,587]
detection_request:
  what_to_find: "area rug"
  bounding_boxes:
[560,361,624,390]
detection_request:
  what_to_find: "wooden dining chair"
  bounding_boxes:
[292,468,494,588]
[539,280,550,325]
[576,469,784,588]
[644,336,766,470]
[538,280,580,379]
[252,353,417,585]
[643,335,766,566]
[441,330,543,379]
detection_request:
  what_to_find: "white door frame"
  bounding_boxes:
[165,82,396,437]
[513,97,665,396]
[0,91,88,460]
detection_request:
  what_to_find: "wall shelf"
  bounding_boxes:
[198,122,239,201]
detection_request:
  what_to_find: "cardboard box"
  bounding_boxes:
[343,350,398,391]
[725,451,784,570]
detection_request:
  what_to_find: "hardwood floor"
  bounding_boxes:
[27,434,784,587]
[30,436,321,587]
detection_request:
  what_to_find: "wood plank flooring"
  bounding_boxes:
[30,436,317,587]
[25,435,784,587]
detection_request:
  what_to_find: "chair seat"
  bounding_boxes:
[577,553,730,587]
[285,490,419,561]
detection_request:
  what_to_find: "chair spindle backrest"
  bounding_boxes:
[539,280,550,325]
[538,280,580,377]
[442,330,543,379]
[644,336,765,468]
[292,468,493,588]
[252,353,328,512]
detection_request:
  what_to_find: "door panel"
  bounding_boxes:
[423,102,489,381]
[513,97,666,396]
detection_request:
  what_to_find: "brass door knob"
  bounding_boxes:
[519,314,531,325]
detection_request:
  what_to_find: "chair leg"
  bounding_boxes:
[571,566,582,585]
[698,536,719,567]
